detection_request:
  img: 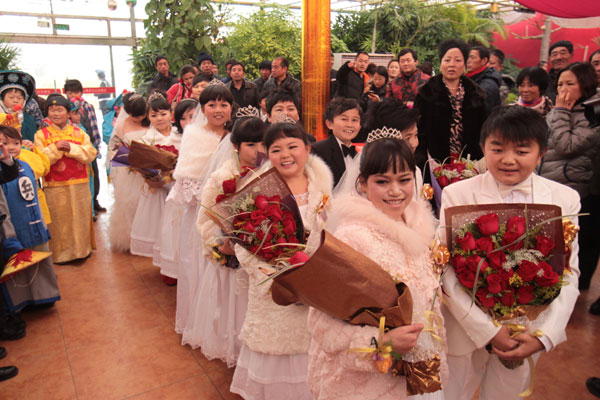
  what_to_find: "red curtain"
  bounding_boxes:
[515,0,600,18]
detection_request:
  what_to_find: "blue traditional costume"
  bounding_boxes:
[1,160,60,312]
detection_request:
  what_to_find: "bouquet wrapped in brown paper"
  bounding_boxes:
[127,140,178,172]
[270,230,443,395]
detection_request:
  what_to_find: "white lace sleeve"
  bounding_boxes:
[166,176,204,205]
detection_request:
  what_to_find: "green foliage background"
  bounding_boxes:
[223,7,302,80]
[131,0,507,90]
[0,39,20,70]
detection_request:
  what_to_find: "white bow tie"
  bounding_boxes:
[498,179,532,199]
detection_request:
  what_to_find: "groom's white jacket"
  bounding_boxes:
[438,172,580,356]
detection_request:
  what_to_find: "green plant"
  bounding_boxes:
[131,0,229,91]
[0,38,20,70]
[222,7,302,79]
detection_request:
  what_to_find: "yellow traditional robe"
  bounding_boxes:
[34,123,97,263]
[17,147,52,224]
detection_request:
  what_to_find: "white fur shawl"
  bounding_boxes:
[173,123,223,180]
[328,193,436,259]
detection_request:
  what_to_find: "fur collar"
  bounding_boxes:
[418,75,486,109]
[328,193,436,258]
[173,124,223,180]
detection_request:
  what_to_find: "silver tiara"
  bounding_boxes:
[147,91,166,102]
[129,93,142,101]
[366,126,403,143]
[272,114,298,124]
[235,105,259,118]
[208,78,226,87]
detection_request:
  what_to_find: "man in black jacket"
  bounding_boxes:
[262,57,302,108]
[466,46,502,113]
[252,60,272,95]
[335,52,369,100]
[225,62,259,109]
[147,55,178,95]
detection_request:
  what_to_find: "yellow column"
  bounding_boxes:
[302,0,330,141]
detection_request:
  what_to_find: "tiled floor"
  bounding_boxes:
[1,181,599,399]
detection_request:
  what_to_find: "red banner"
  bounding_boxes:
[37,87,116,95]
[36,89,62,95]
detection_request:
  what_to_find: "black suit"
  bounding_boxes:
[311,134,350,187]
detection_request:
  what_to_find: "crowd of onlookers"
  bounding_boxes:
[0,35,599,397]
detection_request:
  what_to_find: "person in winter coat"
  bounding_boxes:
[335,52,370,100]
[466,46,502,113]
[538,62,600,291]
[414,39,487,168]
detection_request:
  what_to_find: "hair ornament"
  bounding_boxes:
[129,93,142,101]
[208,78,226,87]
[272,114,298,124]
[235,105,259,118]
[366,126,402,143]
[147,91,166,102]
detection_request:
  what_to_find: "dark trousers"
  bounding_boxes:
[578,195,600,290]
[91,159,100,204]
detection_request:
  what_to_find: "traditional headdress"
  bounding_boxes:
[46,95,71,111]
[366,126,402,143]
[0,70,35,101]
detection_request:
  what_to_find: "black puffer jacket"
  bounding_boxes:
[335,62,367,100]
[414,75,487,168]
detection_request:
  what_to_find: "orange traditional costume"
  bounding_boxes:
[34,123,97,262]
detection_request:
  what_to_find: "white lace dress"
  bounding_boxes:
[107,125,147,252]
[129,127,181,257]
[229,155,333,400]
[181,158,249,367]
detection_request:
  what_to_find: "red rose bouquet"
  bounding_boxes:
[204,168,306,272]
[428,154,480,209]
[118,141,179,186]
[444,204,578,375]
[432,156,478,189]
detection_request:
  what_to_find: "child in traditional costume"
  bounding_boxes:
[106,92,148,252]
[182,113,264,367]
[155,98,199,285]
[229,122,333,400]
[307,128,447,400]
[129,92,181,258]
[0,126,60,312]
[438,106,580,400]
[34,95,97,263]
[0,70,38,141]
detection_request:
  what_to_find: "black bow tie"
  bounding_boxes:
[342,145,357,158]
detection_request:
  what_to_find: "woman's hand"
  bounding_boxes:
[218,239,236,256]
[555,90,576,110]
[382,323,423,353]
[368,92,381,102]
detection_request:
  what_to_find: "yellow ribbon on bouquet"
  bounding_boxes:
[348,316,394,373]
[423,310,445,345]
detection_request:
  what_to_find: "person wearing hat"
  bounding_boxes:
[545,40,574,103]
[0,70,38,142]
[147,55,178,96]
[33,95,97,263]
[0,125,60,316]
[95,69,111,115]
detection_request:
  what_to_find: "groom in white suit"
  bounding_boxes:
[438,106,580,400]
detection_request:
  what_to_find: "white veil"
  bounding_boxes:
[333,152,364,199]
